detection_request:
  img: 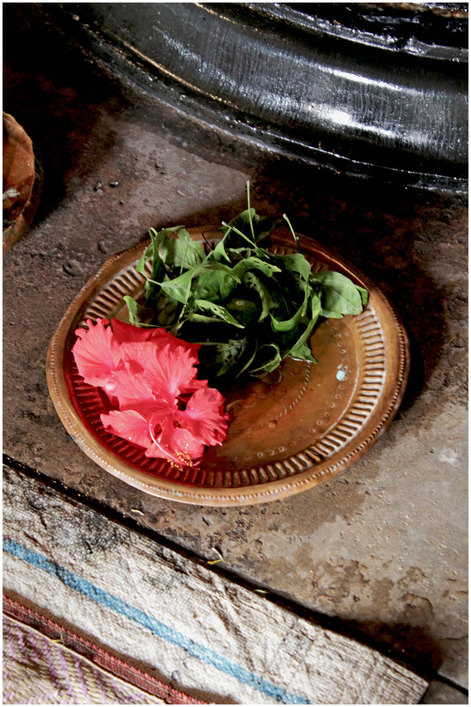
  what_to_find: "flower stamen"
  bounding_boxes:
[147,415,193,469]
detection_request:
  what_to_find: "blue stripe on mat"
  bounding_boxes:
[4,537,310,704]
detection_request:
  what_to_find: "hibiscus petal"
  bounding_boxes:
[177,386,229,447]
[165,427,205,461]
[110,363,168,412]
[112,321,205,395]
[100,408,153,449]
[147,416,205,464]
[111,319,201,357]
[118,341,202,401]
[111,320,172,345]
[72,319,122,389]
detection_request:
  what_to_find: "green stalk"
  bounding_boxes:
[221,221,258,250]
[246,180,256,242]
[283,213,299,245]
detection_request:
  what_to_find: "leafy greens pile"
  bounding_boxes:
[125,192,368,386]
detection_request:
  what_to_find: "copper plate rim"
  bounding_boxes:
[46,227,410,506]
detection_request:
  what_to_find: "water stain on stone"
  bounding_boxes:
[397,566,428,590]
[311,559,370,604]
[400,592,435,626]
[278,472,373,535]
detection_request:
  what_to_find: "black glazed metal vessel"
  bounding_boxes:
[57,2,468,192]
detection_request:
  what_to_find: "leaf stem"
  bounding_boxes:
[283,214,299,246]
[221,221,257,249]
[246,180,256,242]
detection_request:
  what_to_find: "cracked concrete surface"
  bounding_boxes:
[3,4,468,702]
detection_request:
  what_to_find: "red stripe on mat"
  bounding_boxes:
[3,594,206,704]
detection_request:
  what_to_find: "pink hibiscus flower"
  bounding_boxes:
[111,319,201,358]
[72,318,122,396]
[72,318,229,467]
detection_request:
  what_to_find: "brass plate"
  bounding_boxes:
[46,227,409,506]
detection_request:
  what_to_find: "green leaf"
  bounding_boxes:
[209,237,231,263]
[232,256,281,280]
[288,340,318,363]
[220,208,256,241]
[242,271,273,321]
[193,299,246,328]
[198,338,249,377]
[158,262,234,305]
[277,252,311,282]
[270,283,309,332]
[310,271,364,316]
[249,343,282,377]
[135,245,152,278]
[270,306,304,333]
[159,269,195,304]
[194,265,240,302]
[165,228,205,270]
[123,295,141,326]
[356,284,369,307]
[252,215,275,245]
[220,246,255,261]
[150,225,183,239]
[137,238,162,300]
[225,297,259,326]
[284,293,321,361]
[180,313,222,328]
[235,340,259,378]
[137,227,179,274]
[220,210,275,250]
[137,227,188,302]
[155,292,180,326]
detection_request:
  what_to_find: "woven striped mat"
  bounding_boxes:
[3,465,428,704]
[3,611,169,704]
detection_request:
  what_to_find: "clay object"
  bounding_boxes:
[3,112,42,253]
